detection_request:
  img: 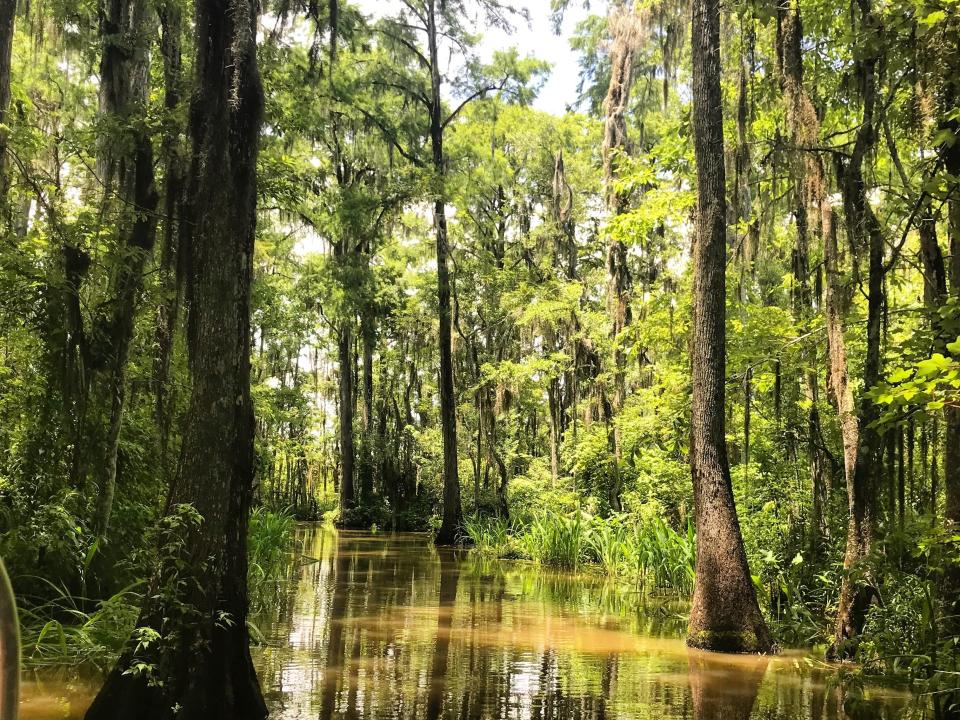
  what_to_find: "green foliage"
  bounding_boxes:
[465,511,695,594]
[18,582,141,669]
[521,512,588,570]
[248,507,296,587]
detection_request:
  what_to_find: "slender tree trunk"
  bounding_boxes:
[94,0,160,539]
[0,557,17,720]
[84,0,266,713]
[360,314,375,501]
[0,0,14,209]
[428,0,462,545]
[601,5,643,513]
[154,0,186,484]
[338,324,355,514]
[829,0,884,656]
[776,3,830,547]
[942,134,960,533]
[687,0,772,654]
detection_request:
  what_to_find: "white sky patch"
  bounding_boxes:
[352,0,588,116]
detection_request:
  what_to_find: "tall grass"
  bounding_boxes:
[248,506,296,585]
[248,506,297,617]
[464,511,696,594]
[463,516,513,557]
[624,517,696,594]
[18,579,141,668]
[521,512,588,569]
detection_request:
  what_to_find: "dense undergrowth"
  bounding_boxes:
[15,507,298,668]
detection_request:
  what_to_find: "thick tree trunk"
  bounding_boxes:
[83,0,266,714]
[687,0,773,654]
[428,0,462,545]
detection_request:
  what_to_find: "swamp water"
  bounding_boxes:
[21,526,927,719]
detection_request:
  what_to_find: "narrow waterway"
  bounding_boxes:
[20,526,926,719]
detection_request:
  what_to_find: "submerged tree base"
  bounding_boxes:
[687,628,776,655]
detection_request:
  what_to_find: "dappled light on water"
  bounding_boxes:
[19,527,923,719]
[250,528,918,720]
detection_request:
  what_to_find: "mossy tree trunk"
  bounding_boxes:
[829,0,884,657]
[89,0,160,540]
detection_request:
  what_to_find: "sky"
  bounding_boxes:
[353,1,590,116]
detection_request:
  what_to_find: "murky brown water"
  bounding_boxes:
[20,526,928,719]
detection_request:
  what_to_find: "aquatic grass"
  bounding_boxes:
[463,516,514,557]
[586,520,628,575]
[248,506,297,614]
[248,506,296,585]
[625,517,696,594]
[18,578,141,668]
[521,512,587,569]
[465,510,695,594]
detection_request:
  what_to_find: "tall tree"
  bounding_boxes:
[776,0,831,547]
[686,0,773,653]
[829,0,885,657]
[93,0,159,538]
[83,0,267,712]
[376,0,528,544]
[0,0,14,206]
[600,2,644,512]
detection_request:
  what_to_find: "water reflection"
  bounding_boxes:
[250,527,922,720]
[14,527,924,718]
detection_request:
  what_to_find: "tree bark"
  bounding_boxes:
[427,0,463,545]
[829,0,884,657]
[83,0,266,713]
[0,0,14,208]
[338,323,356,514]
[687,0,773,654]
[93,0,160,539]
[601,4,643,512]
